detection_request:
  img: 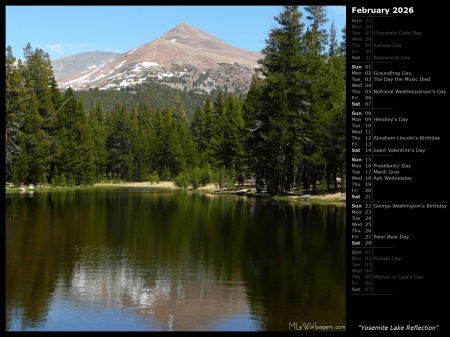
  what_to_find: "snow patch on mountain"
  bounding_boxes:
[141,61,159,67]
[127,48,137,55]
[115,60,126,69]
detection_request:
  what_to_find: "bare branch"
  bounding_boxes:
[44,96,74,122]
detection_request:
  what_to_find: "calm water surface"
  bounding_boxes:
[5,189,346,331]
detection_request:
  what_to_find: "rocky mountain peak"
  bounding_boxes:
[159,22,226,51]
[161,22,209,38]
[52,23,262,94]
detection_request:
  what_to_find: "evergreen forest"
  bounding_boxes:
[5,6,346,195]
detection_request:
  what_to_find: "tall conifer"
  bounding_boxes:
[250,5,308,194]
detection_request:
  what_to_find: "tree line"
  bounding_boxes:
[5,6,346,194]
[74,80,215,120]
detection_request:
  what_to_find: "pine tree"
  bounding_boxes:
[243,74,265,192]
[340,25,346,55]
[208,93,244,172]
[249,5,308,194]
[76,99,96,185]
[21,43,59,132]
[9,45,55,184]
[220,94,245,178]
[88,101,108,182]
[5,46,25,182]
[18,80,49,184]
[202,97,215,162]
[52,88,95,185]
[130,101,156,181]
[191,106,206,154]
[207,93,226,166]
[172,93,189,124]
[11,134,29,185]
[154,107,176,178]
[319,174,328,195]
[321,22,346,189]
[300,5,331,191]
[328,21,339,58]
[304,5,329,53]
[177,118,199,171]
[105,103,135,179]
[51,166,60,187]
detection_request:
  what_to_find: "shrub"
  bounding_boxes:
[319,176,328,195]
[174,171,189,189]
[59,173,67,187]
[148,171,160,184]
[189,167,202,189]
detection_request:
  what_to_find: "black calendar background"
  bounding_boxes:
[345,1,446,334]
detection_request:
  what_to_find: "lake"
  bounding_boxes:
[5,188,346,331]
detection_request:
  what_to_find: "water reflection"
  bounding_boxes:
[6,190,345,331]
[67,245,252,331]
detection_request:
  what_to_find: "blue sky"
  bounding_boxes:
[6,6,346,60]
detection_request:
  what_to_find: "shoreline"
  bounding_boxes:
[6,181,346,205]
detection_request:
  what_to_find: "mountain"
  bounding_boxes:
[52,51,121,78]
[52,23,263,94]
